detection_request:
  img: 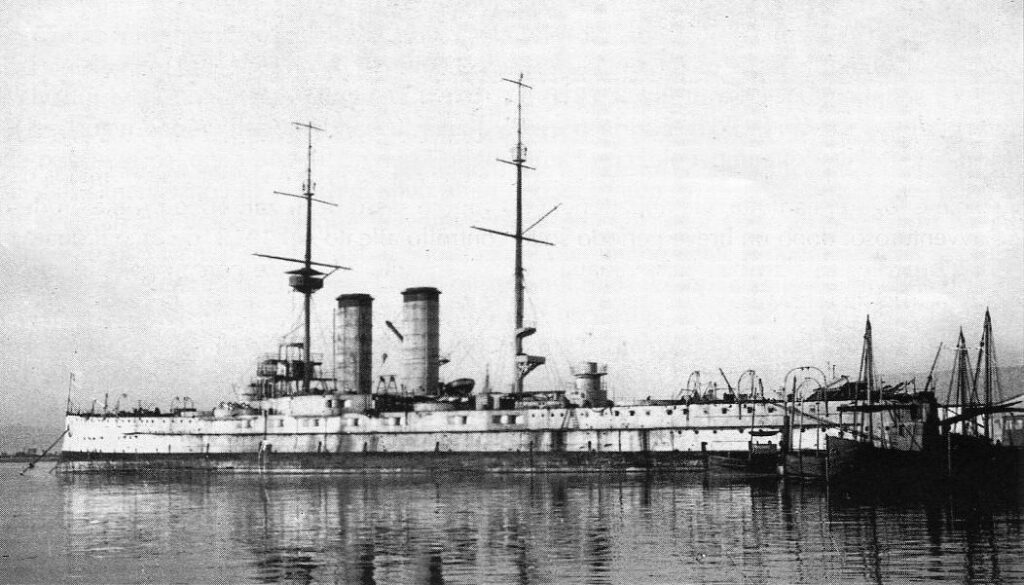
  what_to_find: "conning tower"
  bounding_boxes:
[335,293,373,394]
[401,287,441,396]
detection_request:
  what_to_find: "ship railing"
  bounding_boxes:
[264,352,325,362]
[269,347,326,363]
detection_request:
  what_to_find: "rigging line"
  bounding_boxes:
[541,346,567,391]
[525,295,568,388]
[445,333,466,359]
[283,286,302,338]
[523,203,562,235]
[284,302,304,340]
[450,295,502,364]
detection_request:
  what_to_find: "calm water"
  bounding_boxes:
[1,462,1022,584]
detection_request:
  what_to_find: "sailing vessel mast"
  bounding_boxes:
[947,328,976,435]
[974,308,1002,439]
[856,316,876,442]
[254,122,348,395]
[471,74,557,394]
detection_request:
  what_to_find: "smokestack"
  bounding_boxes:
[335,293,373,394]
[401,287,440,396]
[571,362,608,406]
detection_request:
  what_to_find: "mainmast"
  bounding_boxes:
[471,74,558,394]
[255,122,349,395]
[513,77,526,364]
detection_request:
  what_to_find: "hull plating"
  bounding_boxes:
[58,451,726,474]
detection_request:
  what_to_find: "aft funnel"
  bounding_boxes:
[401,287,441,396]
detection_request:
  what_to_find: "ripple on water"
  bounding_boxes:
[1,464,1022,584]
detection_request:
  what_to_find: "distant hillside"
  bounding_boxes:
[0,423,64,455]
[883,365,1024,402]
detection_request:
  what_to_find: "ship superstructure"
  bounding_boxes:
[60,80,874,474]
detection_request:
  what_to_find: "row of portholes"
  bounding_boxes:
[669,429,773,435]
[74,435,152,445]
[528,407,776,418]
[531,409,673,418]
[270,418,324,428]
[492,415,523,424]
[87,418,195,429]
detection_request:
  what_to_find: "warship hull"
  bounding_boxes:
[58,401,855,475]
[58,451,724,474]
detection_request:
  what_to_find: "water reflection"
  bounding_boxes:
[1,465,1019,584]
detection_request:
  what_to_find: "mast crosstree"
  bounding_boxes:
[254,122,350,394]
[472,74,559,394]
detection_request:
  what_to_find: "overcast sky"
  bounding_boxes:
[2,1,1022,428]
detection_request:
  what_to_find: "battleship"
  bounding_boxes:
[55,78,971,475]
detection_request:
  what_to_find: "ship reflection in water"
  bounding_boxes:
[4,466,1021,584]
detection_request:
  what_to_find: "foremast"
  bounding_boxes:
[472,74,557,394]
[254,122,349,395]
